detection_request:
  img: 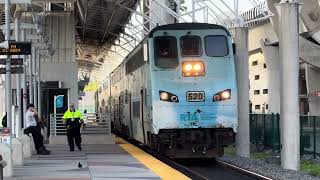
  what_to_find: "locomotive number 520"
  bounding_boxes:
[187,91,205,102]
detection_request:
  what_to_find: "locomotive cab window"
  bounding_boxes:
[154,36,178,68]
[180,35,202,57]
[205,35,229,57]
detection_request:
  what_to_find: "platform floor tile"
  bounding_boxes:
[5,144,160,180]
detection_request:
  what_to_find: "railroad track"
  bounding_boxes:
[216,160,273,180]
[120,136,272,180]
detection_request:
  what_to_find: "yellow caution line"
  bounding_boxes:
[118,138,190,180]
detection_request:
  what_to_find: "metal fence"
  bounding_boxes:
[50,113,111,136]
[250,114,320,158]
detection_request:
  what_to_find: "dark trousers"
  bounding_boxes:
[67,127,81,150]
[27,126,44,152]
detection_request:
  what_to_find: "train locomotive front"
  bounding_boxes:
[105,23,238,159]
[147,24,238,158]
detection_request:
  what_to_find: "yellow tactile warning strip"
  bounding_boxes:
[116,137,190,180]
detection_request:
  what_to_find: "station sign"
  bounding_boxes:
[0,128,11,146]
[0,58,23,65]
[0,67,23,74]
[0,42,31,55]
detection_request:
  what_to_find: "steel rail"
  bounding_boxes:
[216,159,273,180]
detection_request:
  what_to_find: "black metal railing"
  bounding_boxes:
[250,114,320,158]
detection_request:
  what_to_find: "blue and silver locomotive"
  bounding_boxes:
[99,23,238,158]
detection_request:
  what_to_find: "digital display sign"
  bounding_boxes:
[0,42,31,55]
[0,58,23,65]
[0,67,24,74]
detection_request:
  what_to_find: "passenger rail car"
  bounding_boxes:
[99,23,238,158]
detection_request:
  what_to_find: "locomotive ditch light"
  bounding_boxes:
[221,91,231,99]
[159,91,179,103]
[213,89,231,102]
[160,92,169,101]
[182,61,205,77]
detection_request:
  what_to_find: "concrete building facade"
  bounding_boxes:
[247,1,320,115]
[0,6,78,124]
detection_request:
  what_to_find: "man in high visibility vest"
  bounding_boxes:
[63,103,84,151]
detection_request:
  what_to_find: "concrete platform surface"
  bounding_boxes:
[5,144,161,180]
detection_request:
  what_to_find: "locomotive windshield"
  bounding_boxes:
[205,35,229,57]
[180,35,202,57]
[154,36,178,68]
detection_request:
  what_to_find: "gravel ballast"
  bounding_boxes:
[217,155,320,180]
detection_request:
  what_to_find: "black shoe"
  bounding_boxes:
[70,148,74,152]
[43,147,51,154]
[39,150,50,155]
[77,146,82,151]
[39,147,50,155]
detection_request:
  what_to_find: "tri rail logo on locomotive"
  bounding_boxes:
[98,23,238,158]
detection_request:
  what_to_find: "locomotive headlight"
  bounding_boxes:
[160,92,169,101]
[184,63,193,72]
[193,63,202,71]
[182,61,205,77]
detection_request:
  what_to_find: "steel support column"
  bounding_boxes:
[33,50,37,108]
[278,0,300,170]
[37,54,41,117]
[5,0,12,131]
[192,0,196,22]
[235,27,250,158]
[29,47,34,104]
[15,12,22,137]
[2,0,13,177]
[21,29,27,128]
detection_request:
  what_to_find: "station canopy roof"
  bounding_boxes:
[75,0,139,72]
[0,0,272,80]
[0,0,139,74]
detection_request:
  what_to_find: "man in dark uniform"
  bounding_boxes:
[63,103,84,151]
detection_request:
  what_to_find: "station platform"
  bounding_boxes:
[5,137,189,180]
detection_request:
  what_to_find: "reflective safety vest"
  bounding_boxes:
[63,109,83,129]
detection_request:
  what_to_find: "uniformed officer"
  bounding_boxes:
[63,103,84,151]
